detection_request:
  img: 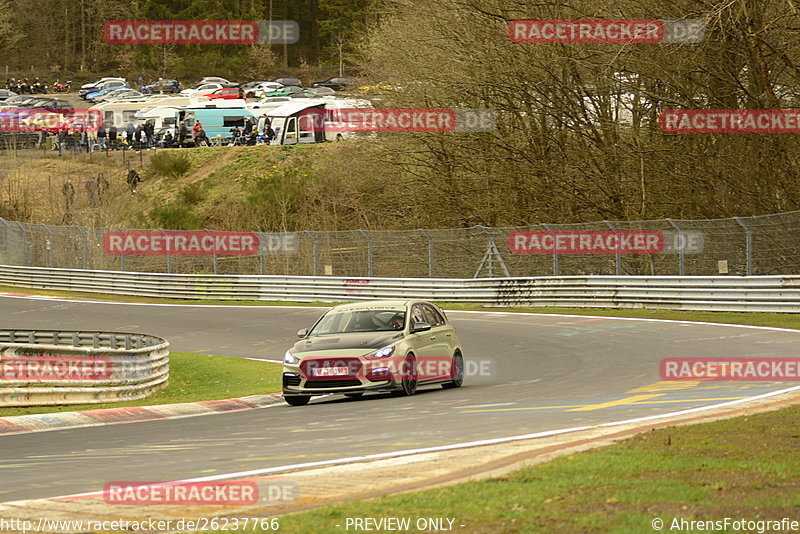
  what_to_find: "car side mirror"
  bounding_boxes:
[297,328,308,338]
[412,321,432,333]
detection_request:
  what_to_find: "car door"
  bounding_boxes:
[421,304,452,380]
[406,303,438,380]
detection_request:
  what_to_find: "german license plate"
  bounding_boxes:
[313,367,349,377]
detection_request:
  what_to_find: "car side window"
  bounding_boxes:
[411,305,426,326]
[422,304,445,326]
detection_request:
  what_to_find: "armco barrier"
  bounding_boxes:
[0,328,169,407]
[0,264,799,313]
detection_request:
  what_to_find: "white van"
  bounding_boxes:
[267,99,374,145]
[134,105,182,130]
[91,99,152,129]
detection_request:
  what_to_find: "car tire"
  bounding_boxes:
[284,395,310,406]
[398,354,417,396]
[344,393,364,399]
[442,351,464,389]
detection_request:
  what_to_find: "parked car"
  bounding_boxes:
[142,79,183,94]
[79,78,127,98]
[29,99,73,112]
[0,95,46,109]
[0,90,17,102]
[94,89,144,103]
[198,77,231,85]
[281,300,464,405]
[306,86,336,96]
[207,87,245,100]
[248,82,283,98]
[180,82,225,97]
[84,83,129,101]
[263,86,304,97]
[310,77,355,91]
[273,77,303,87]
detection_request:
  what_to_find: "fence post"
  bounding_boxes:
[0,217,7,265]
[75,225,89,269]
[666,219,685,275]
[159,229,172,274]
[541,223,559,275]
[258,232,265,275]
[359,229,373,277]
[604,220,621,275]
[114,227,126,271]
[206,229,218,274]
[304,230,319,276]
[42,224,54,268]
[734,217,753,276]
[419,229,434,278]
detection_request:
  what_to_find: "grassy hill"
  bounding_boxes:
[0,143,390,232]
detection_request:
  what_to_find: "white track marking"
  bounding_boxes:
[52,383,800,501]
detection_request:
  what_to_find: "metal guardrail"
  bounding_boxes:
[0,327,169,407]
[0,264,798,313]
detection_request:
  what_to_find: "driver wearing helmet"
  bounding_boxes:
[390,314,405,330]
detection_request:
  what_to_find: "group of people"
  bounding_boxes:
[227,116,276,146]
[47,121,160,152]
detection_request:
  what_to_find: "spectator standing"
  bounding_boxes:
[87,125,97,152]
[144,121,155,148]
[178,120,188,147]
[125,121,135,145]
[229,125,241,146]
[134,124,143,148]
[192,120,203,140]
[108,124,118,149]
[97,125,107,151]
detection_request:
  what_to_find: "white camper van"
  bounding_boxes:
[267,99,373,145]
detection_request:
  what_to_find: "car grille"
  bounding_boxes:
[304,379,362,388]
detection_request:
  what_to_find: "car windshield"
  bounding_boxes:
[310,309,406,335]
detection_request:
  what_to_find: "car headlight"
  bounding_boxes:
[284,351,299,365]
[365,345,395,359]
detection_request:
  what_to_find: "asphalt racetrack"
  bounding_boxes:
[1,295,798,503]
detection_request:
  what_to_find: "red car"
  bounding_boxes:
[207,87,245,100]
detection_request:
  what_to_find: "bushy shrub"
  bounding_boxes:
[150,152,192,179]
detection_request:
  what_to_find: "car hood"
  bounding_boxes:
[291,332,403,356]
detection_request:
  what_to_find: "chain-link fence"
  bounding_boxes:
[1,212,799,277]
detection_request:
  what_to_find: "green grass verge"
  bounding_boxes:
[275,405,800,533]
[0,352,282,417]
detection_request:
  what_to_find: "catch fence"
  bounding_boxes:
[0,211,799,277]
